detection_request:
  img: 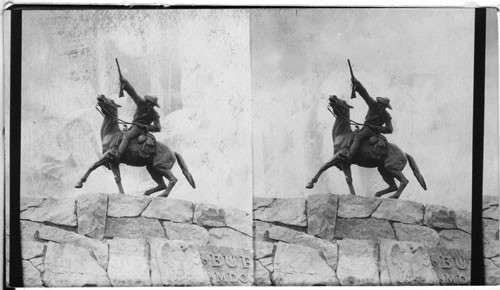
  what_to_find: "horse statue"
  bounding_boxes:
[74,94,195,197]
[305,95,426,199]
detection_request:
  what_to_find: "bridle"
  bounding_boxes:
[95,102,138,127]
[327,101,364,127]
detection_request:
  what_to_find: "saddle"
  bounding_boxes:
[367,134,388,159]
[107,128,157,160]
[133,132,157,159]
[349,127,388,160]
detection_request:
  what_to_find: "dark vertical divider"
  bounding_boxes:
[9,8,23,287]
[471,7,486,286]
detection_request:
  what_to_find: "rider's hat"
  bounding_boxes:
[376,97,392,110]
[145,95,160,108]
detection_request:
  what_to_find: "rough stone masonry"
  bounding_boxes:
[19,193,253,287]
[17,192,499,286]
[253,193,499,286]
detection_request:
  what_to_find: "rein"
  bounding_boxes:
[327,104,364,127]
[95,104,139,127]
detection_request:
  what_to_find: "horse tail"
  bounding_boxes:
[174,152,196,189]
[406,153,427,190]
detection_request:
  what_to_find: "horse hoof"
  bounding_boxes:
[75,182,83,189]
[305,183,314,189]
[388,195,399,199]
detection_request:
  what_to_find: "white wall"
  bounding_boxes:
[20,10,252,212]
[251,8,487,211]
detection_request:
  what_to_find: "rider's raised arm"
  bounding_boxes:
[353,78,376,106]
[122,79,144,105]
[378,116,393,134]
[146,115,161,133]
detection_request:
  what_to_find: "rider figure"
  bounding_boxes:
[117,77,161,159]
[345,77,393,161]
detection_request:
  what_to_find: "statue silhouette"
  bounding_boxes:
[75,94,195,197]
[306,94,426,199]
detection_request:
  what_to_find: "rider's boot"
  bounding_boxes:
[339,149,352,161]
[116,138,129,160]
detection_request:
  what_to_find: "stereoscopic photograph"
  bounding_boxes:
[4,6,500,287]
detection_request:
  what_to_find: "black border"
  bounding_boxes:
[8,9,23,288]
[471,7,486,285]
[6,5,491,286]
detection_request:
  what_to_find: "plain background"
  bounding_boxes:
[19,10,253,212]
[251,8,498,211]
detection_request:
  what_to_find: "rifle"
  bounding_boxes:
[115,58,124,98]
[347,59,356,99]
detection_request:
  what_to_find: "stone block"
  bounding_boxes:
[254,240,275,259]
[107,238,151,286]
[393,223,440,248]
[372,199,424,224]
[272,242,339,286]
[208,227,252,249]
[483,219,500,258]
[161,221,209,246]
[438,229,471,252]
[424,204,457,229]
[379,239,439,285]
[254,261,272,286]
[194,203,252,236]
[483,206,499,220]
[338,194,381,218]
[21,198,77,227]
[76,193,108,239]
[150,239,210,286]
[23,260,43,287]
[142,197,194,223]
[455,209,471,233]
[428,247,470,285]
[307,194,338,241]
[107,194,151,217]
[335,217,395,240]
[253,198,307,227]
[336,239,380,286]
[21,240,46,260]
[104,217,165,239]
[266,225,338,271]
[42,242,111,287]
[199,245,253,286]
[37,225,108,270]
[485,258,500,285]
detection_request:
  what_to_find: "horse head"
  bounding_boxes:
[328,94,353,117]
[97,94,121,117]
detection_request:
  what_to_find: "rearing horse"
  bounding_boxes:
[75,94,195,197]
[306,95,426,198]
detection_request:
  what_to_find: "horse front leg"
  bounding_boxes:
[110,163,124,194]
[342,164,356,195]
[74,157,109,189]
[306,155,341,189]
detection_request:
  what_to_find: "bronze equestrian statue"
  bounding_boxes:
[342,77,393,161]
[74,84,195,197]
[116,77,161,160]
[306,76,426,199]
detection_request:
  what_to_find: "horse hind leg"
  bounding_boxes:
[157,169,178,198]
[110,163,125,194]
[387,170,409,199]
[375,167,398,197]
[144,166,167,196]
[342,164,356,195]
